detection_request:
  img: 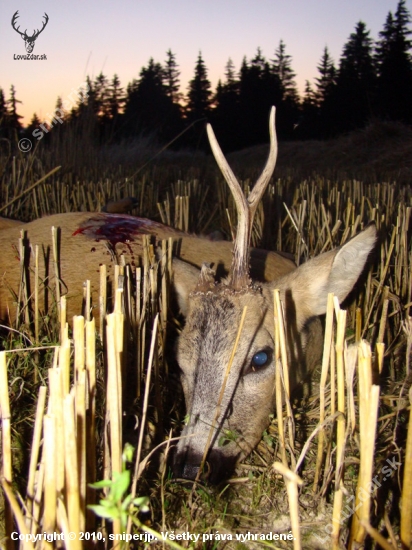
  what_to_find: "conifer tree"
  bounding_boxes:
[123,58,183,143]
[375,0,412,122]
[272,40,299,103]
[211,58,241,150]
[107,74,124,119]
[26,113,42,136]
[7,85,23,131]
[0,89,8,138]
[164,49,181,102]
[333,21,376,133]
[186,52,212,123]
[94,72,110,118]
[315,47,336,104]
[293,80,319,139]
[271,41,300,138]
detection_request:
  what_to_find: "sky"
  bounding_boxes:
[0,0,405,125]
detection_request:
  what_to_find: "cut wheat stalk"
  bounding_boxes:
[313,293,334,492]
[43,413,57,538]
[1,479,35,550]
[0,351,13,550]
[52,226,61,309]
[331,305,347,549]
[26,385,47,525]
[106,312,123,476]
[273,462,303,550]
[99,264,107,342]
[63,392,82,550]
[349,341,380,548]
[127,313,160,538]
[274,290,295,461]
[400,385,412,548]
[275,295,287,468]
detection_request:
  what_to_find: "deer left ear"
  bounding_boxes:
[273,224,377,326]
[171,259,201,316]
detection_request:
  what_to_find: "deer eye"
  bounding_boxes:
[251,349,272,370]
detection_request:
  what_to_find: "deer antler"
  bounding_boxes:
[11,11,25,37]
[207,107,277,290]
[11,11,49,51]
[32,13,49,40]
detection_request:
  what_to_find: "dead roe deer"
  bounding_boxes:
[0,107,376,483]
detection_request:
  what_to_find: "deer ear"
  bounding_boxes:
[274,224,377,326]
[172,259,201,316]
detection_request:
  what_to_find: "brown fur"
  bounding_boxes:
[0,212,294,324]
[0,216,24,231]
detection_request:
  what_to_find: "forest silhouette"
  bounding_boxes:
[1,0,412,152]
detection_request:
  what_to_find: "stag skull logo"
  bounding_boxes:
[11,11,49,53]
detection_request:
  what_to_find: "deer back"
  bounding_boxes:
[0,211,295,325]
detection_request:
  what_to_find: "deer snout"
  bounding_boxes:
[172,448,238,484]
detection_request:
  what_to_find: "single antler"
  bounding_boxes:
[31,13,49,40]
[207,107,277,290]
[11,11,25,38]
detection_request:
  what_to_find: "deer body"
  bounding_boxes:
[0,212,294,325]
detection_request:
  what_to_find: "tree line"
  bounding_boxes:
[1,0,411,152]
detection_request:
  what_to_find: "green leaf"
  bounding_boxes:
[122,443,135,463]
[89,479,113,489]
[88,504,119,519]
[111,470,130,502]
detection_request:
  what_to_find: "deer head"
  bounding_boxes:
[173,107,377,483]
[12,11,49,53]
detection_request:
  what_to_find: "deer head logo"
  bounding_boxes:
[11,11,49,53]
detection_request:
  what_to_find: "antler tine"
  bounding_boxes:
[11,11,24,36]
[247,106,277,214]
[207,107,278,291]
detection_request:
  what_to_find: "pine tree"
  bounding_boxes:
[315,47,336,104]
[94,72,110,118]
[26,113,42,135]
[333,21,376,133]
[224,58,237,88]
[107,74,124,119]
[0,88,8,138]
[375,0,412,122]
[295,81,318,139]
[0,89,7,123]
[164,49,181,102]
[186,52,212,123]
[211,59,241,150]
[7,85,23,131]
[122,58,183,143]
[271,41,300,137]
[236,51,284,144]
[272,40,299,102]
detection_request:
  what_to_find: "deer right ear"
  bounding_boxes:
[171,259,201,316]
[273,224,377,328]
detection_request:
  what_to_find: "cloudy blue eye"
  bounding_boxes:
[251,350,271,369]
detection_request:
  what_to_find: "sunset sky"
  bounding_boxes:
[0,0,403,124]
